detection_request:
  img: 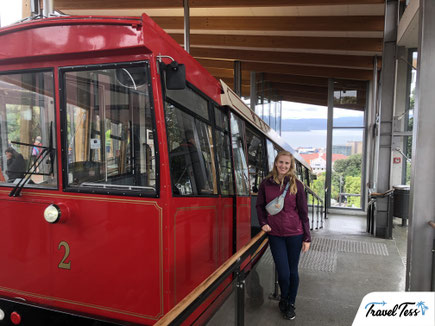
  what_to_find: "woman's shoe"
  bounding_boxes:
[283,304,296,320]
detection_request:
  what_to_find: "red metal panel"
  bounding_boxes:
[0,195,52,306]
[236,197,251,251]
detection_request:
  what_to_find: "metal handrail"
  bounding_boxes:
[154,231,268,326]
[305,184,324,203]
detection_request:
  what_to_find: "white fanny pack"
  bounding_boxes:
[265,182,290,216]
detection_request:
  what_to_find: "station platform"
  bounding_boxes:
[207,213,407,326]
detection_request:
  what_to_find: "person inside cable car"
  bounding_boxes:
[5,147,26,182]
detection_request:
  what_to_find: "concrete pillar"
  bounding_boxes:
[374,0,398,238]
[406,0,435,291]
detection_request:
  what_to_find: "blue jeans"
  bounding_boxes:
[269,234,303,304]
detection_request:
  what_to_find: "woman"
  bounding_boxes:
[256,151,311,320]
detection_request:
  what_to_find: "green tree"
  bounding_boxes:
[344,175,361,207]
[333,153,362,177]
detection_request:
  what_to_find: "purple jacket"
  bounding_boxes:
[256,176,311,242]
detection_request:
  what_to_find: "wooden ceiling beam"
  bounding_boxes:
[54,0,385,10]
[199,59,373,80]
[153,16,384,32]
[190,48,380,70]
[171,33,383,52]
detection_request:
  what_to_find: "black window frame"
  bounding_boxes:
[0,67,59,191]
[59,61,159,198]
[164,81,219,197]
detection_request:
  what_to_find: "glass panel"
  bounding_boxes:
[167,102,217,196]
[333,107,364,127]
[215,131,234,196]
[166,87,209,121]
[246,128,266,195]
[266,140,275,172]
[230,113,249,195]
[63,64,156,194]
[331,128,364,208]
[0,71,57,188]
[214,106,229,131]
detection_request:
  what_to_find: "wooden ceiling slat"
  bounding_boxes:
[54,0,385,10]
[171,34,383,52]
[199,59,373,80]
[190,48,379,70]
[153,16,384,32]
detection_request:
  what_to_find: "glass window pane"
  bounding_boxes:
[215,130,234,196]
[246,128,266,195]
[331,128,364,208]
[167,102,217,196]
[266,140,275,172]
[63,64,156,194]
[166,87,209,121]
[0,71,57,188]
[214,106,228,131]
[230,113,249,195]
[333,107,364,127]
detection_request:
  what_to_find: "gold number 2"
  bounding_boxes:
[58,241,71,270]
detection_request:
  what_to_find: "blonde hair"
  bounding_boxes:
[268,150,298,195]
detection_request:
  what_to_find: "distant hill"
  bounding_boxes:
[281,116,363,131]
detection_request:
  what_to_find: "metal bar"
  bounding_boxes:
[326,79,334,209]
[269,266,280,300]
[234,61,242,96]
[250,71,256,111]
[183,0,190,53]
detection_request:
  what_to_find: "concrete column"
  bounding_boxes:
[374,0,398,238]
[406,0,435,291]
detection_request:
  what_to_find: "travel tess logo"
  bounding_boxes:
[365,301,429,318]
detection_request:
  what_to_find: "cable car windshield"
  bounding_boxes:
[61,63,157,195]
[0,70,57,189]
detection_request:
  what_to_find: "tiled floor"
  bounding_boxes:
[207,212,407,326]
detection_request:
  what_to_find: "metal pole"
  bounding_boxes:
[325,78,334,209]
[235,269,245,326]
[183,0,190,53]
[43,0,53,16]
[250,71,256,111]
[268,265,280,300]
[234,61,241,96]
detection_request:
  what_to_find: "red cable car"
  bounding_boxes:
[0,13,311,325]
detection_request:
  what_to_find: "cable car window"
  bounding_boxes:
[215,107,229,131]
[230,113,249,196]
[62,64,156,195]
[166,101,217,196]
[166,87,209,121]
[246,128,267,195]
[266,140,275,172]
[296,161,303,181]
[0,70,57,188]
[215,130,234,196]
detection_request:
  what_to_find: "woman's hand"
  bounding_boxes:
[302,241,310,252]
[261,224,272,232]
